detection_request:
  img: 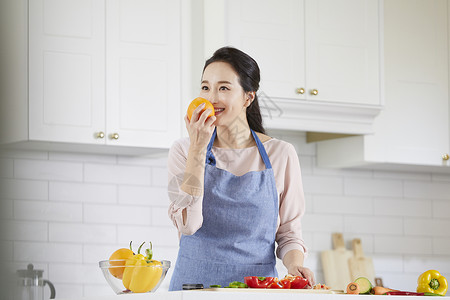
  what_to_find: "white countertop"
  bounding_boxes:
[56,290,450,300]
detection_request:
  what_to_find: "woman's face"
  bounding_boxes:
[200,61,252,127]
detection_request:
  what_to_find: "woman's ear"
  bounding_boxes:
[245,91,256,107]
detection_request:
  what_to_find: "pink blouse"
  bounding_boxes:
[167,136,307,260]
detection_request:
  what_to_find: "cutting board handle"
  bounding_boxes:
[332,232,345,250]
[352,238,364,258]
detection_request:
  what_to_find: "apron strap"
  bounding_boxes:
[205,128,272,169]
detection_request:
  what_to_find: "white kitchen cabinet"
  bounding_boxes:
[206,0,383,134]
[316,0,450,172]
[2,0,181,153]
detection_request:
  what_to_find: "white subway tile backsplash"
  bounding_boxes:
[151,207,173,227]
[118,185,168,206]
[49,223,116,243]
[83,244,124,264]
[371,254,404,272]
[302,214,344,232]
[404,218,450,237]
[3,134,450,297]
[14,241,82,263]
[117,225,179,247]
[49,151,117,164]
[374,236,433,255]
[404,255,450,273]
[152,167,169,187]
[404,180,450,200]
[84,163,151,185]
[14,159,83,181]
[345,216,403,235]
[432,200,450,218]
[83,204,151,225]
[50,263,104,284]
[0,158,13,177]
[302,176,343,195]
[4,220,48,241]
[313,195,373,215]
[14,200,82,222]
[0,178,48,200]
[0,149,48,160]
[433,237,450,255]
[49,181,117,203]
[344,178,403,197]
[374,197,432,217]
[1,199,13,219]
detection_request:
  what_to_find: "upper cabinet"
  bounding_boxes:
[2,0,182,153]
[316,0,450,171]
[205,0,384,134]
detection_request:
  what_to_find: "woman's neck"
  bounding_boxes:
[214,124,255,149]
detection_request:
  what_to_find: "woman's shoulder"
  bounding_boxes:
[256,133,296,154]
[169,137,190,156]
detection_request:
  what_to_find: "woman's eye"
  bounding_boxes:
[219,86,229,91]
[201,86,209,90]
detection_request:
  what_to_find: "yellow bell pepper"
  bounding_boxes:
[122,242,162,293]
[417,270,448,296]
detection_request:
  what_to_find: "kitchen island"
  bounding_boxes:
[56,290,450,300]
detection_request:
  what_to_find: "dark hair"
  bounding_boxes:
[203,46,265,134]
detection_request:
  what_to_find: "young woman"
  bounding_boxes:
[167,47,314,290]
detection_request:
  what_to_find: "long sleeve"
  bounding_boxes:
[273,143,308,260]
[167,138,204,236]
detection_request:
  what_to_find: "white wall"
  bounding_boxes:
[1,131,450,298]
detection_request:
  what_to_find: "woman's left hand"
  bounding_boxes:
[287,265,316,287]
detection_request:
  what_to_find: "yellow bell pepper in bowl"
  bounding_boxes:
[99,242,171,294]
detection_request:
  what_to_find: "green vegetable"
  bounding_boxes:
[210,285,222,288]
[354,277,372,294]
[226,281,248,288]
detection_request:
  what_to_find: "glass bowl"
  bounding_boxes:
[99,259,171,294]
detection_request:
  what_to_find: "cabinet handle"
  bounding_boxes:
[96,131,105,139]
[443,153,450,161]
[310,89,319,96]
[296,87,305,94]
[110,133,119,140]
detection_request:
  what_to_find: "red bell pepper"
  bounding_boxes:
[285,275,309,289]
[269,279,291,289]
[244,277,275,289]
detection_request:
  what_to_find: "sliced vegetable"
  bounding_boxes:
[372,286,398,295]
[209,285,222,288]
[283,275,309,289]
[227,281,248,288]
[417,270,448,296]
[347,282,360,294]
[385,291,425,296]
[244,277,275,288]
[355,277,373,294]
[269,278,291,289]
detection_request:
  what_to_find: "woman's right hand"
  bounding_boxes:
[184,103,216,150]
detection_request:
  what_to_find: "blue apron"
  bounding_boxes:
[169,129,279,291]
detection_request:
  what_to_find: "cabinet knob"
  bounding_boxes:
[96,131,105,139]
[443,153,450,161]
[310,89,319,96]
[110,133,119,140]
[296,87,305,94]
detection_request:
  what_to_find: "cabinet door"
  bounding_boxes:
[305,0,381,105]
[106,0,181,148]
[369,0,449,166]
[226,0,305,100]
[29,0,106,144]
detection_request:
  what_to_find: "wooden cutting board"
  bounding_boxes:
[348,238,375,284]
[320,232,352,291]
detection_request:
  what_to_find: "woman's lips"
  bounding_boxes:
[214,108,225,115]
